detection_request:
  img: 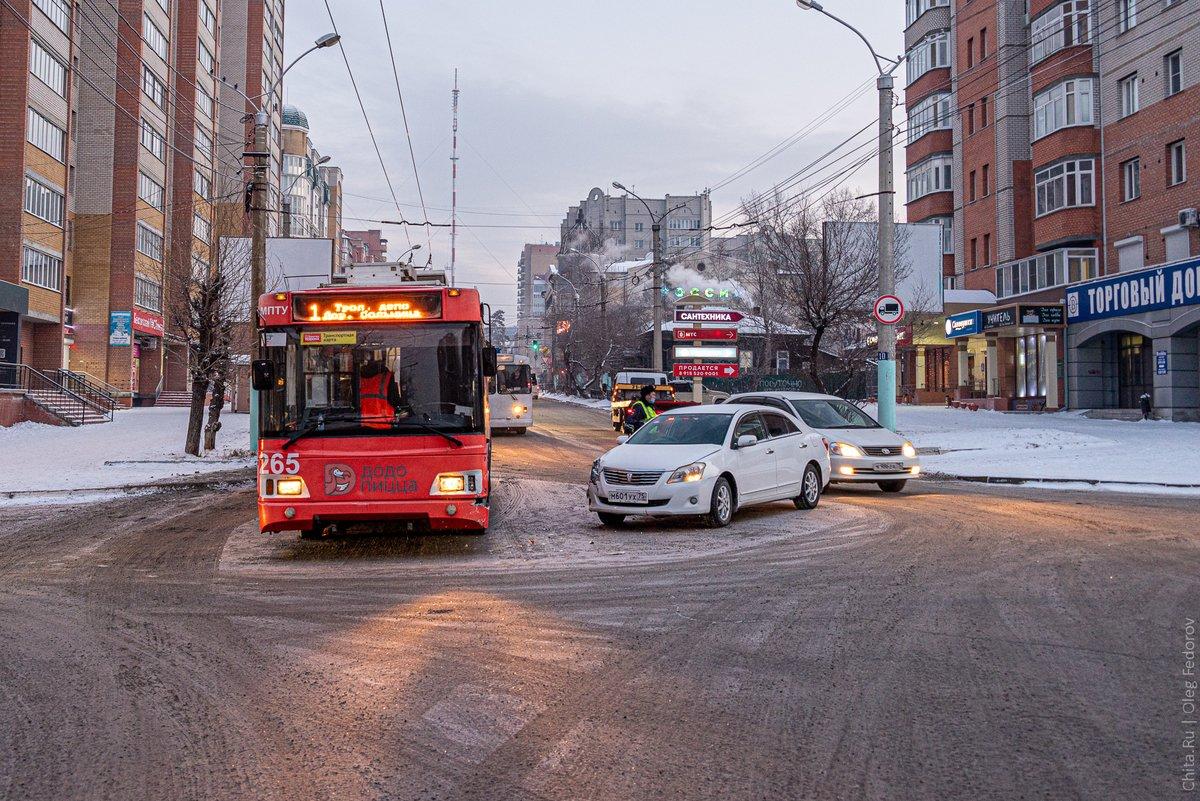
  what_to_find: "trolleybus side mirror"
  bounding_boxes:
[483,346,498,377]
[251,359,276,391]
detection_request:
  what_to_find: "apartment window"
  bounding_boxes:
[1033,78,1094,139]
[667,218,702,230]
[26,107,65,161]
[905,0,948,25]
[983,233,991,265]
[1122,158,1141,201]
[1168,140,1186,186]
[1165,50,1182,97]
[907,93,952,143]
[1119,74,1139,117]
[982,164,990,196]
[634,222,644,232]
[143,14,168,61]
[995,248,1098,299]
[199,40,215,74]
[609,220,621,231]
[930,215,953,254]
[906,29,950,84]
[966,104,975,135]
[137,223,163,262]
[196,87,214,119]
[22,245,62,291]
[193,212,211,242]
[134,275,162,313]
[141,118,165,160]
[24,175,64,226]
[1117,0,1137,32]
[970,237,978,269]
[969,170,977,202]
[980,96,989,128]
[31,0,71,33]
[200,1,216,36]
[29,39,67,97]
[142,66,166,109]
[1035,158,1094,215]
[980,27,988,58]
[194,168,211,200]
[138,171,165,210]
[906,153,953,200]
[634,239,646,250]
[967,37,974,69]
[194,125,212,155]
[1030,0,1091,64]
[775,350,790,373]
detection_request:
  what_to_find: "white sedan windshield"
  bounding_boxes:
[626,413,732,446]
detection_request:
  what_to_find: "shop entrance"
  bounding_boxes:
[1117,334,1153,409]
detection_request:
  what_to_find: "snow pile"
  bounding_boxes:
[0,407,253,496]
[538,393,609,411]
[869,404,1200,489]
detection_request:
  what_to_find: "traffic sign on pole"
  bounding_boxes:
[674,309,744,324]
[872,294,905,326]
[673,363,739,378]
[672,345,738,360]
[672,327,738,341]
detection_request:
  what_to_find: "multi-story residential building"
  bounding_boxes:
[515,243,558,341]
[1066,0,1200,420]
[0,0,75,383]
[345,229,388,263]
[280,105,338,238]
[560,187,712,266]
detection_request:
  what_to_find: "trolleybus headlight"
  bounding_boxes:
[439,475,466,493]
[512,403,527,416]
[276,477,306,496]
[431,470,483,495]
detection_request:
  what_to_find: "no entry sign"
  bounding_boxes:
[673,363,739,378]
[672,327,738,341]
[675,309,744,324]
[872,294,905,325]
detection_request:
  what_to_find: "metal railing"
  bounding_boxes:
[55,369,120,414]
[1,363,112,425]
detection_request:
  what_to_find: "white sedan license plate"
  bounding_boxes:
[608,490,648,504]
[875,462,904,472]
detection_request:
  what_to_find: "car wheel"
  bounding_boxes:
[793,463,822,509]
[877,480,907,493]
[598,512,626,527]
[705,477,734,528]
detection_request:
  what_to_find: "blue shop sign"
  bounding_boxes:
[944,310,981,338]
[1066,257,1200,323]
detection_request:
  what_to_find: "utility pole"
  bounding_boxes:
[651,221,663,371]
[450,69,460,286]
[247,110,269,447]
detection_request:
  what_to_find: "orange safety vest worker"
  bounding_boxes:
[359,369,396,429]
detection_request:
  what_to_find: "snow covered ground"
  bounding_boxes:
[870,404,1200,490]
[0,407,253,499]
[538,392,610,411]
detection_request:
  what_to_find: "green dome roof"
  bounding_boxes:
[281,104,309,130]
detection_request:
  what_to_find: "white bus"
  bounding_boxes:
[489,354,534,434]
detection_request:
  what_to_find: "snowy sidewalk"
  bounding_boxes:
[538,392,610,411]
[870,404,1200,492]
[0,407,253,499]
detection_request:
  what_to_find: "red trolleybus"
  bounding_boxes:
[253,283,497,537]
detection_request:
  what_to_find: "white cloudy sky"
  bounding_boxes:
[282,1,905,312]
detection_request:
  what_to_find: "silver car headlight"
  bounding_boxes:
[902,441,917,458]
[829,441,865,458]
[667,462,706,484]
[590,459,602,485]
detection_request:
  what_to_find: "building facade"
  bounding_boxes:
[560,187,712,266]
[515,243,557,345]
[345,229,388,264]
[280,104,339,239]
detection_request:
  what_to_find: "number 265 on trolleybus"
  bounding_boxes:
[252,284,498,538]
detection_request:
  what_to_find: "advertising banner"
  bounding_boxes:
[109,311,132,346]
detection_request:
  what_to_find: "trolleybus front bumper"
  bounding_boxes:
[260,498,489,533]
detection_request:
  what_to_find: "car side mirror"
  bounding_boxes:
[616,434,629,444]
[251,359,276,391]
[735,434,758,449]
[482,346,498,377]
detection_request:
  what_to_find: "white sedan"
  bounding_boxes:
[725,391,919,492]
[588,405,831,528]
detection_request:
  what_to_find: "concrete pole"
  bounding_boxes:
[248,111,269,449]
[651,222,664,372]
[957,342,970,389]
[876,74,897,431]
[1044,334,1059,409]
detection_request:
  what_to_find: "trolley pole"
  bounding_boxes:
[876,74,897,431]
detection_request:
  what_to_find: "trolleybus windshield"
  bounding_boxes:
[494,363,531,393]
[259,323,484,438]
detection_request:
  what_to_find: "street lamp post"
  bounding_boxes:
[244,33,340,449]
[793,1,902,431]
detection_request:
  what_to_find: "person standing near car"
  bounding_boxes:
[625,385,658,433]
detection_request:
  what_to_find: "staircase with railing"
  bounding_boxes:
[0,363,114,425]
[55,369,120,414]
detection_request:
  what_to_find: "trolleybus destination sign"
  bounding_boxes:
[293,291,444,323]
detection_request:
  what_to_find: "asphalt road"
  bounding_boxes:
[0,399,1196,800]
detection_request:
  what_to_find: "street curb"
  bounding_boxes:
[1,467,254,501]
[921,471,1200,490]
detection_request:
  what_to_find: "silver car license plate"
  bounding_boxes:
[608,490,648,504]
[875,462,904,472]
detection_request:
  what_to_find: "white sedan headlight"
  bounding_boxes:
[829,442,865,458]
[667,462,706,484]
[590,459,602,485]
[902,441,917,458]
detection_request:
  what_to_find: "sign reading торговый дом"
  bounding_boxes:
[1066,258,1200,323]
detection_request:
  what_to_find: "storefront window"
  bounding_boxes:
[1017,334,1047,398]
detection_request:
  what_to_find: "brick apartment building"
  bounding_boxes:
[907,0,1199,418]
[345,229,388,263]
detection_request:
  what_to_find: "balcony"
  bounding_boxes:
[994,247,1098,300]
